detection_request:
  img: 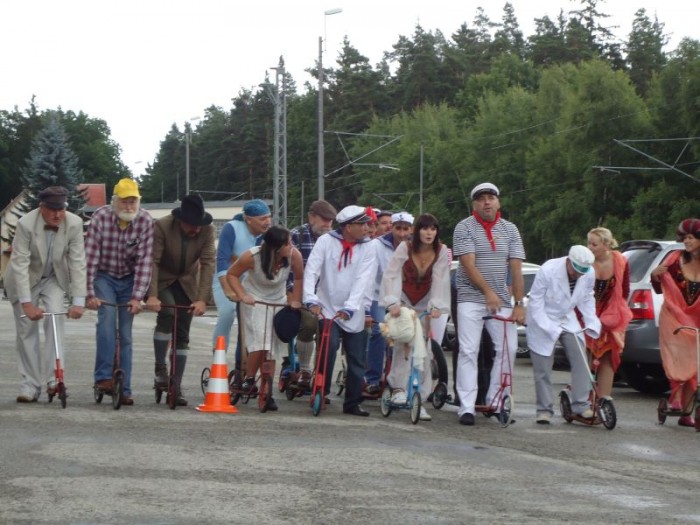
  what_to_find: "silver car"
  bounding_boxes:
[619,240,683,395]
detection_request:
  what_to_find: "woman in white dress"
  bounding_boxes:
[380,213,451,420]
[227,226,303,409]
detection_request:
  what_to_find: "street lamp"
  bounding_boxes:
[185,116,201,197]
[318,7,343,200]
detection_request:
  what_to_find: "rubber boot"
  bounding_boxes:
[153,333,170,389]
[174,352,188,406]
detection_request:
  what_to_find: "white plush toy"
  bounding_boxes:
[379,306,427,370]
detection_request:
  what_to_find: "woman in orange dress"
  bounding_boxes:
[586,228,632,399]
[650,218,700,427]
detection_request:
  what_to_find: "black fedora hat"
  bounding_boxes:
[172,195,213,226]
[273,306,302,343]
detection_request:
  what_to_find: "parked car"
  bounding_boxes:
[444,260,541,356]
[619,240,683,395]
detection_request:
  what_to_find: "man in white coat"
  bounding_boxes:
[4,187,87,402]
[304,205,377,416]
[526,245,601,424]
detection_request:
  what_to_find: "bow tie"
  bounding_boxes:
[44,225,59,232]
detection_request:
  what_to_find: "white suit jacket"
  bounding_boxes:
[525,256,600,357]
[4,208,87,304]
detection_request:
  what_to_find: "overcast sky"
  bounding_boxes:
[2,0,699,179]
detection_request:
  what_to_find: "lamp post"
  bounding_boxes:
[317,8,342,200]
[185,116,201,197]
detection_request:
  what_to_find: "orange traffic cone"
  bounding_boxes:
[197,336,238,413]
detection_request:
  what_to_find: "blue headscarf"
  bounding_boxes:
[233,199,271,221]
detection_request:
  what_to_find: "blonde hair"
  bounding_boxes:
[588,227,618,249]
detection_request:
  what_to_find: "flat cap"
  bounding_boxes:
[38,186,69,210]
[308,199,337,220]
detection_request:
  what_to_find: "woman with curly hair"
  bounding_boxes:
[651,218,700,427]
[585,227,632,399]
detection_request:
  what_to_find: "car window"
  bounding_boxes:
[623,246,661,283]
[523,273,536,294]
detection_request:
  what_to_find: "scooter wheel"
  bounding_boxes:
[431,382,448,410]
[695,405,700,432]
[228,370,242,406]
[259,375,271,413]
[58,383,67,409]
[312,391,323,417]
[167,380,177,410]
[94,387,103,404]
[657,398,668,425]
[598,397,617,430]
[285,381,297,401]
[380,387,392,418]
[499,394,513,428]
[410,391,422,425]
[155,388,163,404]
[559,389,573,423]
[200,367,210,396]
[112,371,124,410]
[336,369,345,396]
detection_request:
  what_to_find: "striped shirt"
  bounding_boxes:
[452,215,525,305]
[85,205,154,301]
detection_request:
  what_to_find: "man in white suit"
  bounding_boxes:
[526,245,601,424]
[4,187,87,402]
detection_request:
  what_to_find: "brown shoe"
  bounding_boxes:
[16,394,37,403]
[122,396,134,406]
[95,379,113,392]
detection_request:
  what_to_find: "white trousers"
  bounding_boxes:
[12,276,66,399]
[455,302,516,416]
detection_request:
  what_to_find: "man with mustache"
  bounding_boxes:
[85,178,154,406]
[145,195,216,406]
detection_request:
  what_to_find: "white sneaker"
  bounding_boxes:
[536,412,551,424]
[391,389,407,404]
[419,406,432,421]
[578,408,594,419]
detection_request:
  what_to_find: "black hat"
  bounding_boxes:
[273,306,302,343]
[38,186,69,210]
[172,195,213,226]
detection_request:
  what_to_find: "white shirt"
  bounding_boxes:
[303,230,377,333]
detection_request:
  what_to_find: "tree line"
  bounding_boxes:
[2,1,699,263]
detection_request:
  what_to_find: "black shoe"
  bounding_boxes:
[365,384,382,395]
[176,394,188,407]
[343,405,369,417]
[459,413,475,426]
[266,397,278,411]
[241,377,255,393]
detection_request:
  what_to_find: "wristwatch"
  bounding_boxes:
[513,300,525,307]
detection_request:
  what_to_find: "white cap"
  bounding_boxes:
[568,245,594,274]
[336,205,370,225]
[470,182,500,200]
[391,211,415,225]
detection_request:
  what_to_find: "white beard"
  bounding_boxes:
[118,210,138,222]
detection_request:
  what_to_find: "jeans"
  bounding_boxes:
[364,300,386,385]
[321,319,368,411]
[93,272,135,395]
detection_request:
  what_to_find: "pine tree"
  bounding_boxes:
[2,113,86,244]
[20,113,86,213]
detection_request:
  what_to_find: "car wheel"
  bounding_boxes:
[620,363,669,395]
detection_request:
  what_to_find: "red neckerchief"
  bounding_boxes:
[473,210,501,251]
[339,238,355,270]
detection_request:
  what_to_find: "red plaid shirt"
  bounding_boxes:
[85,205,154,301]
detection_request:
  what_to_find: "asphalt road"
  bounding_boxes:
[0,295,699,525]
